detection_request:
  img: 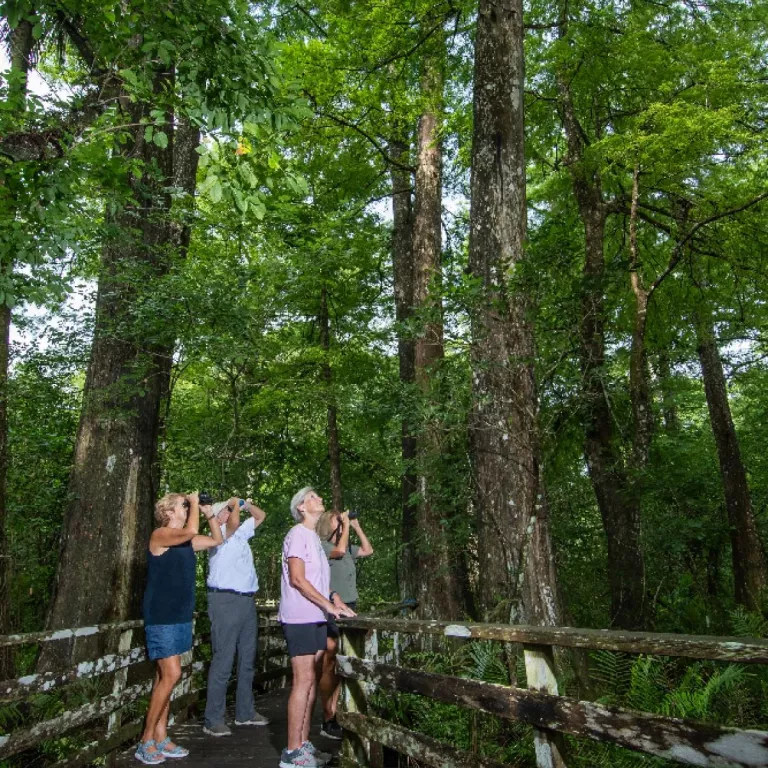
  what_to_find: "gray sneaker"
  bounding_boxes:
[202,722,232,737]
[235,711,270,726]
[304,741,331,764]
[279,746,321,767]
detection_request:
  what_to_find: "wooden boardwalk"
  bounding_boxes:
[115,687,342,767]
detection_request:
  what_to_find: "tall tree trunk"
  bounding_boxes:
[557,23,647,630]
[655,351,680,432]
[155,119,201,495]
[388,138,417,602]
[404,41,466,621]
[695,310,768,612]
[0,14,36,677]
[40,75,182,668]
[468,0,562,627]
[319,285,343,512]
[628,166,653,470]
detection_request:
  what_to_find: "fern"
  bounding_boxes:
[729,606,768,638]
[590,650,635,705]
[662,664,747,720]
[465,641,510,685]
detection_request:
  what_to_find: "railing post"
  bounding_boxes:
[104,628,133,767]
[339,625,383,768]
[523,644,567,768]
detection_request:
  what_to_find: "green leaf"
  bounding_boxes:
[209,180,223,204]
[153,131,168,149]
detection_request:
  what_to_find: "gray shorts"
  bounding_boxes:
[282,622,327,657]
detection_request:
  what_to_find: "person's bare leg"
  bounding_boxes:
[329,670,342,719]
[319,635,338,721]
[287,655,316,751]
[298,650,324,744]
[141,656,181,750]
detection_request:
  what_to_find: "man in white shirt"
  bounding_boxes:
[203,497,268,736]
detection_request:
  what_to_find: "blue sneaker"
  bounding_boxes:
[135,740,166,764]
[156,737,189,759]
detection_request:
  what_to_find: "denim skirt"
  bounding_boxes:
[145,621,193,660]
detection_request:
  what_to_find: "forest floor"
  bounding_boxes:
[115,687,342,767]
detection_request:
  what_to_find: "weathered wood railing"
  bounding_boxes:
[0,603,289,766]
[336,618,768,768]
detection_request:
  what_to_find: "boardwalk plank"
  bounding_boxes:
[114,688,341,768]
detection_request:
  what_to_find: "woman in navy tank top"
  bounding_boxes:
[136,492,223,765]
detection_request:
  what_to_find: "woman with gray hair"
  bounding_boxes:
[278,487,355,768]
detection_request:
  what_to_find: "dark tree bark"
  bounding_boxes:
[400,42,467,621]
[155,119,201,494]
[319,285,344,512]
[556,20,647,630]
[695,311,768,612]
[468,0,562,627]
[0,14,36,678]
[628,167,654,470]
[0,304,11,678]
[655,351,680,433]
[388,138,418,603]
[40,76,200,668]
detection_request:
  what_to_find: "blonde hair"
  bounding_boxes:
[154,493,185,526]
[316,511,337,540]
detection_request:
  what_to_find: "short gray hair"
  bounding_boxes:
[290,486,314,522]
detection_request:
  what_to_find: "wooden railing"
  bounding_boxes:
[335,618,768,768]
[0,604,289,766]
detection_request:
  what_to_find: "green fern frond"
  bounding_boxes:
[729,607,768,638]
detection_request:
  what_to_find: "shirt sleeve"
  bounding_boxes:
[230,516,256,542]
[284,527,311,562]
[321,540,334,558]
[350,544,361,560]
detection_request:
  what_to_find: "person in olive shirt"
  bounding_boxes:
[317,509,374,739]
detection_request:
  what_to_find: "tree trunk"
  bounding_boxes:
[695,311,768,612]
[628,166,653,470]
[557,28,647,630]
[468,0,562,627]
[401,43,466,621]
[0,14,36,677]
[40,75,185,668]
[655,351,680,432]
[156,119,201,496]
[320,285,344,512]
[388,138,418,603]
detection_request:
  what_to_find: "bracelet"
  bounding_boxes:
[329,591,338,602]
[205,514,214,521]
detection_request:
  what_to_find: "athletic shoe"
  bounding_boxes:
[203,722,232,737]
[155,737,189,759]
[304,741,332,763]
[134,740,166,764]
[279,745,321,767]
[320,717,343,740]
[235,711,270,726]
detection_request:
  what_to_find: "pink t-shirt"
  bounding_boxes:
[278,523,330,624]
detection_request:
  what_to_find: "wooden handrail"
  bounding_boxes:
[0,611,288,764]
[0,604,280,649]
[338,616,768,663]
[336,618,768,768]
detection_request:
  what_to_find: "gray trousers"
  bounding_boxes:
[204,592,258,726]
